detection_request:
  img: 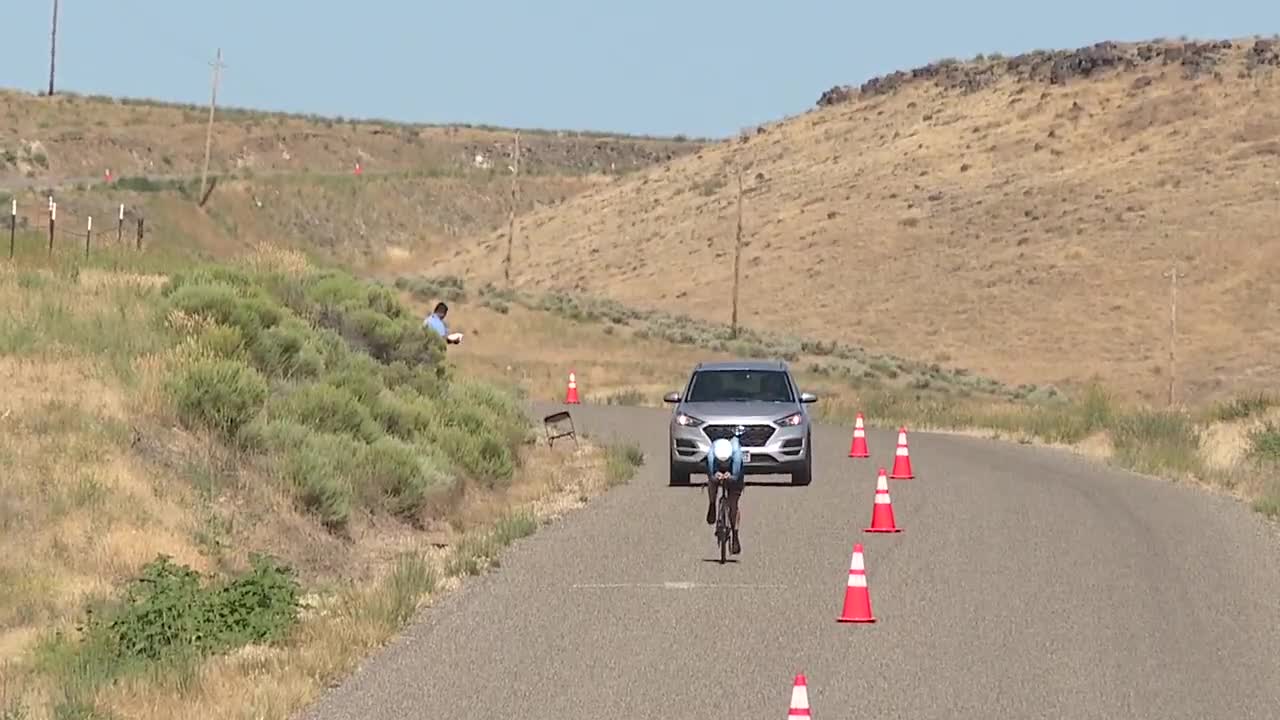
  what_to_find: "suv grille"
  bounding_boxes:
[704,424,776,447]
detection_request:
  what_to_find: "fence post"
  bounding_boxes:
[48,201,56,257]
[117,203,124,246]
[85,215,92,259]
[136,217,144,251]
[8,198,15,260]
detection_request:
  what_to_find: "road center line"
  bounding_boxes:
[570,581,789,590]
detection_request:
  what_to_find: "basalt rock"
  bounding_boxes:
[814,38,1257,108]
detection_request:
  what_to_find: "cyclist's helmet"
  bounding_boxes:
[711,438,734,472]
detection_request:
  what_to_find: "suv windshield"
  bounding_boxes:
[685,369,795,403]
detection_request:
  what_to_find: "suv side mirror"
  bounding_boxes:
[663,392,681,403]
[799,392,818,403]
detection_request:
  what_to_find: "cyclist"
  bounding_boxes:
[705,436,745,555]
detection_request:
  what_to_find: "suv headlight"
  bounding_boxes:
[774,412,804,427]
[675,413,705,428]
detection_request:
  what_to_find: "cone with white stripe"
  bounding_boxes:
[564,370,580,404]
[837,543,877,623]
[787,673,811,718]
[889,426,914,479]
[864,468,902,533]
[848,412,870,458]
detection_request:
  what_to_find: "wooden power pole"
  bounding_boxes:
[1162,262,1188,407]
[504,132,520,286]
[48,0,59,96]
[198,48,225,205]
[730,169,744,338]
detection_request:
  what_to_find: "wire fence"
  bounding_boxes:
[5,196,149,260]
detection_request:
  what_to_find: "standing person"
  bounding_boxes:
[424,302,463,345]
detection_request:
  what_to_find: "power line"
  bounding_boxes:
[731,168,743,338]
[505,131,520,287]
[198,48,226,205]
[48,0,59,96]
[1162,261,1188,408]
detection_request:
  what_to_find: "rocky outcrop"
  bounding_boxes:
[817,38,1267,107]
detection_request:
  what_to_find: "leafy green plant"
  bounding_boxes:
[1249,422,1280,462]
[87,554,300,663]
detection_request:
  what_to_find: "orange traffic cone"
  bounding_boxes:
[848,412,870,458]
[564,371,580,404]
[865,468,902,533]
[787,673,811,718]
[837,543,877,623]
[889,426,914,479]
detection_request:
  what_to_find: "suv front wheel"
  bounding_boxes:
[790,432,813,486]
[669,458,691,486]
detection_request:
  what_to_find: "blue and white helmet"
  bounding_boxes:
[711,438,734,465]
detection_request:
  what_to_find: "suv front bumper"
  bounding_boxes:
[670,421,809,474]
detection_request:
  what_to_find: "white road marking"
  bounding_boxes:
[570,581,788,590]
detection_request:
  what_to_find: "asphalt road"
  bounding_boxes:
[298,402,1280,720]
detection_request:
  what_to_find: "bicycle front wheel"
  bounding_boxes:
[717,492,729,563]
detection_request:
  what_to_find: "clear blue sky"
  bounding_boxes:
[2,1,1278,139]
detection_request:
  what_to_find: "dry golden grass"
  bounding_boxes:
[435,37,1280,408]
[2,86,701,276]
[431,291,1280,512]
[0,88,701,186]
[439,300,739,405]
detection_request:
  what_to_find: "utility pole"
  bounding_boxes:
[504,132,520,287]
[730,169,744,338]
[48,0,59,96]
[1162,262,1187,408]
[198,48,225,205]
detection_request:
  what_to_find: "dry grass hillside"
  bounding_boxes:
[438,37,1280,407]
[1,89,704,272]
[0,89,703,185]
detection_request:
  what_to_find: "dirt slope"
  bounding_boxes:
[437,37,1280,405]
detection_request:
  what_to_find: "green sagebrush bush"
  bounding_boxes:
[169,359,269,439]
[161,262,527,531]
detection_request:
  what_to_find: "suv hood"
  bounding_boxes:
[677,401,799,423]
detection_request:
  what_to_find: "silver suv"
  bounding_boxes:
[664,360,818,487]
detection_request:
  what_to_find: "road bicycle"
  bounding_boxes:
[715,477,732,564]
[713,429,749,564]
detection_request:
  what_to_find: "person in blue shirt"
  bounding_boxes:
[424,302,463,345]
[705,436,745,555]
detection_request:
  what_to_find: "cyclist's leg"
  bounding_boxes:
[727,482,743,553]
[705,475,718,525]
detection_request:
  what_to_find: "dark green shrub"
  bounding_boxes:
[236,416,312,452]
[163,265,254,296]
[1249,422,1280,462]
[361,436,456,519]
[250,320,324,379]
[198,323,247,360]
[167,283,282,342]
[371,389,436,441]
[274,383,384,443]
[169,360,268,438]
[282,432,360,529]
[433,424,515,487]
